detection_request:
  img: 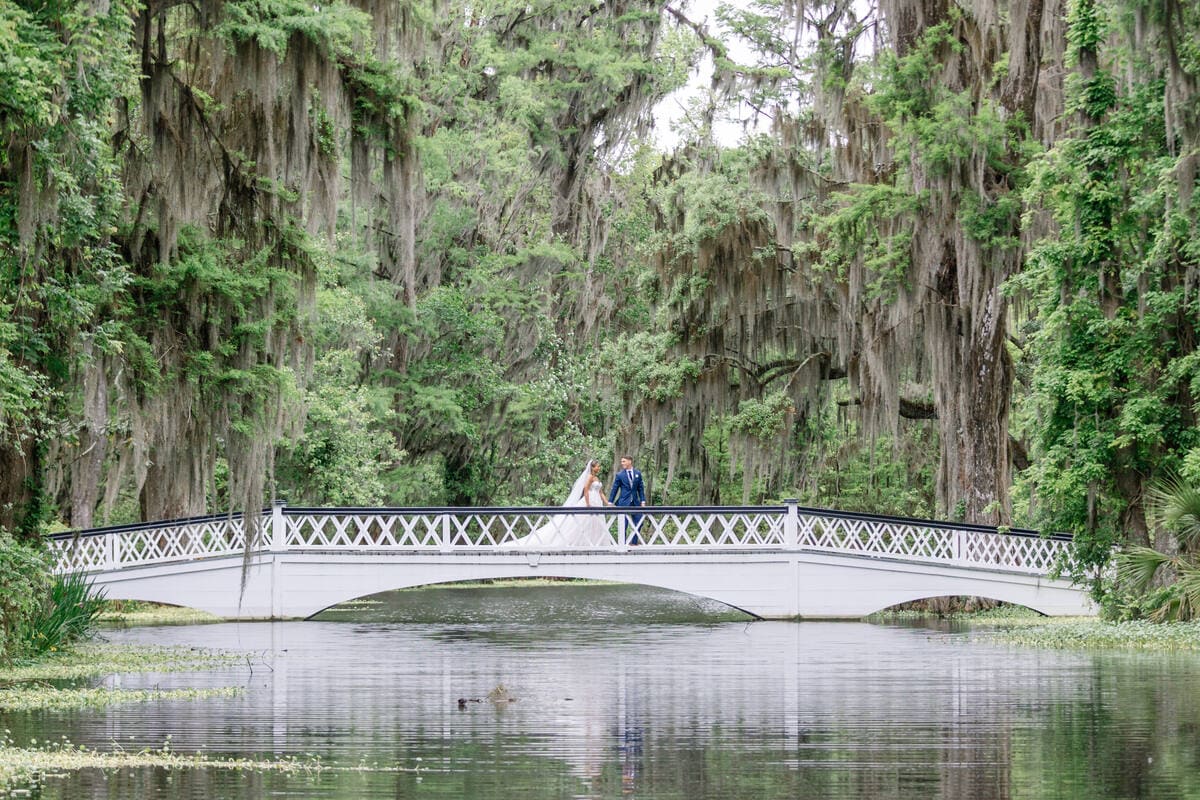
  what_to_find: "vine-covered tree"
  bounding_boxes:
[1,0,1197,609]
[1014,0,1200,575]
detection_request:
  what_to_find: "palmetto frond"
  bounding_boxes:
[1147,595,1183,623]
[1114,546,1177,594]
[1172,566,1200,622]
[1148,474,1200,552]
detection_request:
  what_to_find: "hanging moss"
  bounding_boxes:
[625,0,1055,520]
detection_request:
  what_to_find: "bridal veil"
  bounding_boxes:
[562,462,593,507]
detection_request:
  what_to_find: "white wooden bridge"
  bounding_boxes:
[46,502,1095,619]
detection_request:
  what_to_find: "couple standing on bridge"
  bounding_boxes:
[505,456,647,548]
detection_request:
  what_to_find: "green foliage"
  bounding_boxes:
[600,331,702,403]
[20,572,107,657]
[0,532,51,662]
[712,0,857,128]
[679,390,939,513]
[1013,7,1200,571]
[343,0,677,505]
[796,429,939,518]
[728,391,794,440]
[1111,476,1200,621]
[817,183,919,295]
[215,0,371,60]
[277,277,400,505]
[1065,0,1106,63]
[1150,474,1200,550]
[477,355,614,506]
[0,2,63,130]
[1,539,106,662]
[854,13,1031,234]
[0,307,50,447]
[649,145,773,261]
[973,617,1200,650]
[0,684,242,713]
[1,0,139,530]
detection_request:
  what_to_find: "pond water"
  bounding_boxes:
[7,582,1200,799]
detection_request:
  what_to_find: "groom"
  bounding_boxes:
[608,455,646,545]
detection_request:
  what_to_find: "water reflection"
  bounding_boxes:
[313,580,755,625]
[6,584,1200,799]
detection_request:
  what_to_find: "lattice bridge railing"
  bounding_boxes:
[46,503,1074,577]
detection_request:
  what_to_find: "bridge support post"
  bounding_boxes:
[269,501,287,619]
[784,499,799,549]
[270,501,286,551]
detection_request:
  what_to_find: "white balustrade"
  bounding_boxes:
[46,505,1073,578]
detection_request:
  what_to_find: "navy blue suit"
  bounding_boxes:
[609,468,646,544]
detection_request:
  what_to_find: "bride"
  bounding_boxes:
[503,460,611,548]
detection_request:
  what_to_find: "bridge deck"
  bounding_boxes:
[44,504,1091,620]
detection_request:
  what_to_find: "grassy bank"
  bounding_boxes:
[98,601,222,628]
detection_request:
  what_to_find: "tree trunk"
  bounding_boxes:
[140,438,209,521]
[888,0,1040,525]
[0,441,40,540]
[927,246,1015,524]
[67,348,109,528]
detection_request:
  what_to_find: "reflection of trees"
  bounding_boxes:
[1011,660,1200,799]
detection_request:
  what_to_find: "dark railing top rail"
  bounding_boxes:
[280,504,1061,540]
[46,509,252,540]
[45,503,1072,543]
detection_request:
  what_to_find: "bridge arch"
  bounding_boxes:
[278,560,777,620]
[310,576,760,621]
[864,590,1057,618]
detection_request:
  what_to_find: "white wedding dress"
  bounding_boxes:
[503,465,610,549]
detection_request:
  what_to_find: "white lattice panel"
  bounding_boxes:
[47,535,107,572]
[286,513,437,549]
[450,513,511,546]
[119,519,248,566]
[50,517,248,573]
[963,532,1065,572]
[796,513,1069,574]
[636,512,783,547]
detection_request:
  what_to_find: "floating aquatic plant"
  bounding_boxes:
[1,643,244,683]
[0,685,244,713]
[969,619,1200,651]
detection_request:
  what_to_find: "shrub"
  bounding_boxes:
[1,533,106,661]
[0,532,52,662]
[23,572,108,656]
[1113,474,1200,621]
